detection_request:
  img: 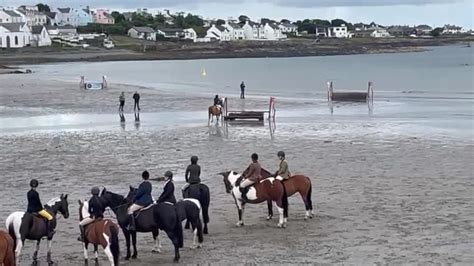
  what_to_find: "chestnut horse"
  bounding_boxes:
[220,171,289,228]
[0,230,15,266]
[261,168,314,220]
[208,105,222,124]
[78,200,120,266]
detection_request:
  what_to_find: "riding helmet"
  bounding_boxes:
[164,170,173,178]
[142,170,150,180]
[277,151,285,158]
[91,187,100,195]
[251,153,259,161]
[30,179,39,188]
[191,155,198,164]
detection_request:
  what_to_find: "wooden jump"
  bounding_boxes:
[223,97,276,122]
[327,81,373,102]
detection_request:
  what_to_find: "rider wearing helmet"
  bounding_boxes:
[127,170,153,231]
[27,179,54,238]
[182,155,201,195]
[78,187,104,241]
[157,171,176,204]
[214,95,223,110]
[239,153,262,201]
[275,151,291,180]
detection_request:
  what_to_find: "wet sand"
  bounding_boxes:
[0,76,473,265]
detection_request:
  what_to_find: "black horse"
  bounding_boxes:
[182,184,210,234]
[176,199,204,248]
[101,187,183,262]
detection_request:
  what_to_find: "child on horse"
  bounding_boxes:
[182,156,201,197]
[27,179,54,239]
[239,153,262,201]
[78,187,104,241]
[275,151,291,180]
[128,170,153,231]
[157,171,177,204]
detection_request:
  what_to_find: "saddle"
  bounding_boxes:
[133,203,155,218]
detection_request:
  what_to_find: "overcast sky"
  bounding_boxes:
[2,0,473,28]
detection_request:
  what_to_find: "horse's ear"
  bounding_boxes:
[78,199,82,205]
[60,193,64,198]
[64,194,68,200]
[129,185,133,191]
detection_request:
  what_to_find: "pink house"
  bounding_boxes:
[94,9,114,24]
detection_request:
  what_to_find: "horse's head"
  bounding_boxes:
[219,171,240,194]
[125,186,138,203]
[78,199,89,221]
[48,194,69,219]
[100,187,125,208]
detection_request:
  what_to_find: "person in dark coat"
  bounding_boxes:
[182,156,201,195]
[119,92,125,112]
[133,91,141,111]
[78,187,104,241]
[127,170,153,231]
[240,81,246,99]
[157,171,176,204]
[27,179,54,239]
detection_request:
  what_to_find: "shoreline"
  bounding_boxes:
[0,36,472,66]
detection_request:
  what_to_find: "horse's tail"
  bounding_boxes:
[175,212,184,248]
[201,186,211,224]
[281,181,289,218]
[8,220,16,251]
[109,225,120,265]
[306,177,313,210]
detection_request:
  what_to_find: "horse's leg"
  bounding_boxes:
[46,239,54,265]
[83,241,89,265]
[103,243,114,266]
[185,219,190,229]
[235,198,244,227]
[267,200,274,220]
[131,231,138,259]
[165,231,180,262]
[202,204,209,234]
[276,204,285,228]
[152,229,161,253]
[300,190,312,220]
[94,244,99,265]
[33,240,40,261]
[122,228,131,260]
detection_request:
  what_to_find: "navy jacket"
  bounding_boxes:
[157,180,176,204]
[89,195,104,218]
[27,189,43,213]
[134,181,153,206]
[185,164,201,184]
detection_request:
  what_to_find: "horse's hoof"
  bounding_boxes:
[191,245,197,249]
[84,259,88,265]
[236,222,244,227]
[124,256,130,261]
[152,249,161,253]
[47,261,55,266]
[173,258,180,263]
[266,216,273,220]
[203,228,208,234]
[32,260,38,266]
[132,254,137,259]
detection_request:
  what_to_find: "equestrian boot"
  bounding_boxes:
[77,225,85,242]
[240,187,249,202]
[128,215,136,231]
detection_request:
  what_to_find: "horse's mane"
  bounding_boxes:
[261,168,273,178]
[46,197,61,207]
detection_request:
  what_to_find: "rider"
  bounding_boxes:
[182,156,201,196]
[78,187,104,241]
[27,179,54,239]
[157,171,176,204]
[275,151,291,180]
[127,170,153,231]
[239,153,262,201]
[214,95,223,110]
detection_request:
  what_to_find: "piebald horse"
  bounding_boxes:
[5,194,69,265]
[220,171,289,228]
[78,200,120,266]
[208,105,222,125]
[260,168,314,220]
[0,230,15,266]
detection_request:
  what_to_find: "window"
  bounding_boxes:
[15,36,18,45]
[0,37,2,46]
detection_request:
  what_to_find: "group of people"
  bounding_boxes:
[119,91,141,112]
[25,150,290,241]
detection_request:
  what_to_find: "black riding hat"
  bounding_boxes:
[164,171,173,178]
[277,151,285,158]
[91,187,100,195]
[30,179,39,188]
[191,155,198,163]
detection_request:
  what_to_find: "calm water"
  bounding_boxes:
[6,45,474,137]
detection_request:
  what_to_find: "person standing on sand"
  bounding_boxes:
[119,92,125,112]
[240,81,246,99]
[133,91,141,111]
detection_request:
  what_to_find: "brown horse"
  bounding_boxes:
[220,171,289,228]
[78,200,120,266]
[0,230,15,266]
[208,105,222,124]
[260,169,314,220]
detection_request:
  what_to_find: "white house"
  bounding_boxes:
[156,28,184,39]
[46,25,77,36]
[206,25,231,41]
[183,28,197,41]
[223,22,244,40]
[30,25,51,46]
[0,23,31,48]
[0,9,24,23]
[354,28,391,38]
[17,6,48,26]
[242,20,261,40]
[128,26,156,41]
[329,24,349,38]
[442,24,464,34]
[263,23,286,40]
[279,23,298,35]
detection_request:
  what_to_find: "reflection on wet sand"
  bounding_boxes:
[119,112,125,130]
[209,119,277,139]
[134,111,141,131]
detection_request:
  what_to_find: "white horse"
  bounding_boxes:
[5,194,69,265]
[219,171,288,228]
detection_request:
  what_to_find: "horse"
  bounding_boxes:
[260,168,314,220]
[208,105,222,125]
[78,200,120,265]
[5,194,69,265]
[176,199,204,249]
[182,183,210,234]
[0,230,15,266]
[100,188,183,262]
[219,171,289,228]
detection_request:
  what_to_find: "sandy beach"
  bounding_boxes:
[0,72,473,265]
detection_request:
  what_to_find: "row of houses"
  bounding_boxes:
[0,23,51,48]
[206,21,296,41]
[0,6,115,27]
